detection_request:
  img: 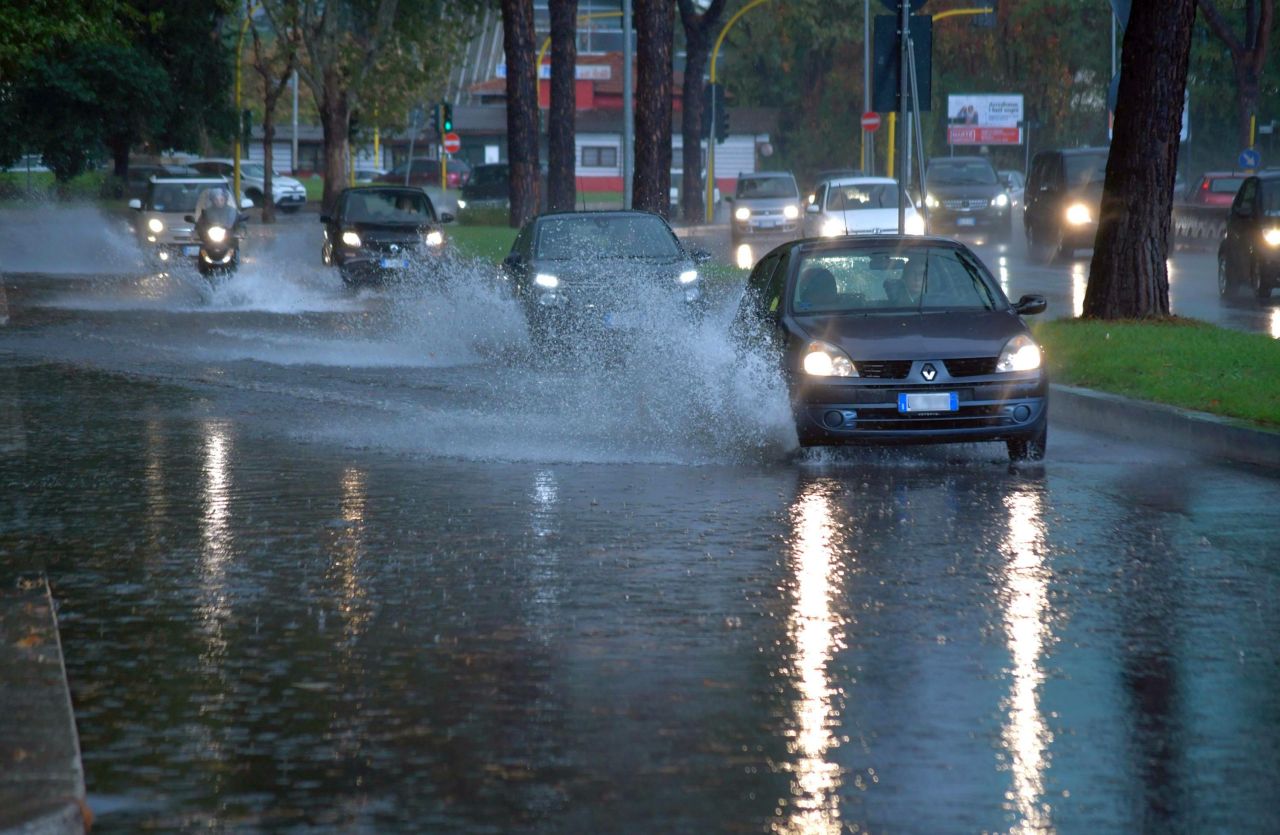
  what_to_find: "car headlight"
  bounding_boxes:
[802,340,858,377]
[341,230,362,247]
[996,334,1042,373]
[783,204,799,220]
[1065,203,1092,225]
[905,214,926,236]
[677,269,698,284]
[1264,228,1280,247]
[820,217,845,237]
[925,193,939,209]
[995,193,1010,208]
[534,273,559,289]
[456,199,467,209]
[147,218,164,234]
[206,225,227,243]
[425,230,444,247]
[735,206,751,221]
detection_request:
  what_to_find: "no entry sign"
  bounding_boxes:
[861,112,881,132]
[442,132,461,153]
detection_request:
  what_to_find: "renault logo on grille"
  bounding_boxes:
[921,363,937,381]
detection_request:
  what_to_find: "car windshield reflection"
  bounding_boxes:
[343,191,434,224]
[792,247,1002,314]
[534,215,681,259]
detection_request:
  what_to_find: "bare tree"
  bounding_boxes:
[547,0,578,212]
[676,0,727,224]
[249,13,296,224]
[633,0,674,216]
[1199,0,1274,152]
[1083,0,1197,319]
[502,0,541,226]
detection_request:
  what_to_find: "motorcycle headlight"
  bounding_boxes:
[925,193,939,209]
[905,214,926,236]
[425,230,444,247]
[820,217,845,237]
[1065,203,1092,225]
[147,218,164,234]
[735,206,751,221]
[677,269,698,284]
[206,225,227,243]
[802,340,858,378]
[996,334,1042,373]
[341,230,362,247]
[534,273,559,289]
[783,204,799,220]
[995,193,1010,208]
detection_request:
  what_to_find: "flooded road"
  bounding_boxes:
[2,206,1279,832]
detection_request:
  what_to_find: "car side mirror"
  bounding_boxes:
[1013,294,1047,315]
[502,253,521,268]
[805,203,820,214]
[128,199,142,210]
[319,214,331,224]
[439,212,455,224]
[689,247,712,264]
[184,214,195,223]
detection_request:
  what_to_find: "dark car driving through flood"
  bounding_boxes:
[502,210,711,350]
[320,186,454,285]
[732,235,1048,461]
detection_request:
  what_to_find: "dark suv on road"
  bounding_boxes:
[1023,147,1109,262]
[1218,172,1280,300]
[923,156,1011,241]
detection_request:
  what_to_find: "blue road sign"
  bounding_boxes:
[1239,148,1261,169]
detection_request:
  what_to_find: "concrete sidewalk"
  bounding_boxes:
[0,575,88,835]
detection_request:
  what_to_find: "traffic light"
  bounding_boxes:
[441,102,453,133]
[429,104,440,138]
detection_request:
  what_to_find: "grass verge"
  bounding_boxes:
[448,224,518,262]
[1033,317,1280,427]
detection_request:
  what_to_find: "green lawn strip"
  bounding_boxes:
[448,224,518,262]
[1033,318,1280,428]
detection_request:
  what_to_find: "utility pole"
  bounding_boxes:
[863,0,872,174]
[623,0,634,209]
[291,70,299,174]
[897,0,909,234]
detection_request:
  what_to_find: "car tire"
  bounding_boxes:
[279,204,301,214]
[1217,255,1233,298]
[246,188,264,206]
[1007,420,1047,462]
[322,241,333,266]
[1250,257,1271,300]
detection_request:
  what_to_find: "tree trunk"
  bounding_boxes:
[318,71,349,216]
[676,0,727,225]
[502,0,540,227]
[547,0,578,212]
[261,102,277,224]
[111,141,129,180]
[1083,0,1196,319]
[633,0,674,217]
[1198,0,1274,152]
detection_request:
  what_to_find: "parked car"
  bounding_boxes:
[1188,171,1248,207]
[997,169,1025,208]
[190,158,307,212]
[729,171,803,243]
[1022,146,1109,263]
[501,210,711,349]
[4,154,50,173]
[127,177,253,266]
[802,177,925,237]
[1217,172,1280,300]
[730,234,1048,461]
[923,156,1012,241]
[378,157,472,190]
[119,162,201,202]
[354,166,387,184]
[320,186,454,285]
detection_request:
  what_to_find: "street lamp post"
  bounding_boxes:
[233,7,257,205]
[705,0,772,223]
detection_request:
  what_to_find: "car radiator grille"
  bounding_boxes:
[854,360,913,379]
[942,198,990,211]
[943,357,999,377]
[852,405,1016,432]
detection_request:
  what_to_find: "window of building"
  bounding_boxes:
[581,146,619,168]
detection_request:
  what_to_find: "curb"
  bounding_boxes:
[1050,383,1280,470]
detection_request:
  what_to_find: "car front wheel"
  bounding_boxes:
[1251,257,1272,300]
[1007,421,1047,462]
[1218,255,1232,298]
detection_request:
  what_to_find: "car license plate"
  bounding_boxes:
[603,311,639,329]
[957,217,976,227]
[757,219,780,228]
[182,246,199,257]
[898,392,958,413]
[379,258,407,269]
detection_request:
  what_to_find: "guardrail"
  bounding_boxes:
[1171,202,1228,249]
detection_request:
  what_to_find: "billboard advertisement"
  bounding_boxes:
[947,94,1024,145]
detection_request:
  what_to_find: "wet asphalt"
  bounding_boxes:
[1,206,1279,832]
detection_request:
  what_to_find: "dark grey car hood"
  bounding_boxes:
[795,310,1026,361]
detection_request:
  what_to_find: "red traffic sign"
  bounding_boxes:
[861,112,881,132]
[442,132,461,153]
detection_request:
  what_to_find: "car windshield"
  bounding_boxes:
[241,163,271,178]
[1065,153,1109,188]
[825,183,900,211]
[791,246,1002,314]
[927,161,998,185]
[534,215,680,260]
[343,191,435,223]
[470,166,506,186]
[737,177,798,199]
[1260,184,1280,216]
[147,182,217,212]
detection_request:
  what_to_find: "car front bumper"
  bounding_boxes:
[792,373,1047,445]
[927,206,1010,233]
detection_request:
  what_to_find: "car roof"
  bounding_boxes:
[793,234,967,255]
[739,171,795,179]
[148,176,228,184]
[534,209,669,222]
[340,185,429,194]
[821,176,898,187]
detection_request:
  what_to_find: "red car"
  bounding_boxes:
[377,157,471,189]
[1188,171,1247,207]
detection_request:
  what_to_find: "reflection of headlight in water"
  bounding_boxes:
[425,230,444,247]
[207,225,227,243]
[158,251,170,261]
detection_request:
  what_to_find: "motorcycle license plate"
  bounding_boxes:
[380,258,407,269]
[182,246,200,256]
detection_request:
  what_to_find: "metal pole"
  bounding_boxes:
[623,0,634,210]
[908,33,928,230]
[1110,13,1116,80]
[291,70,299,174]
[863,0,871,175]
[897,0,908,234]
[706,89,716,223]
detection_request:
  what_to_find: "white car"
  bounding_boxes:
[802,176,925,237]
[190,158,306,212]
